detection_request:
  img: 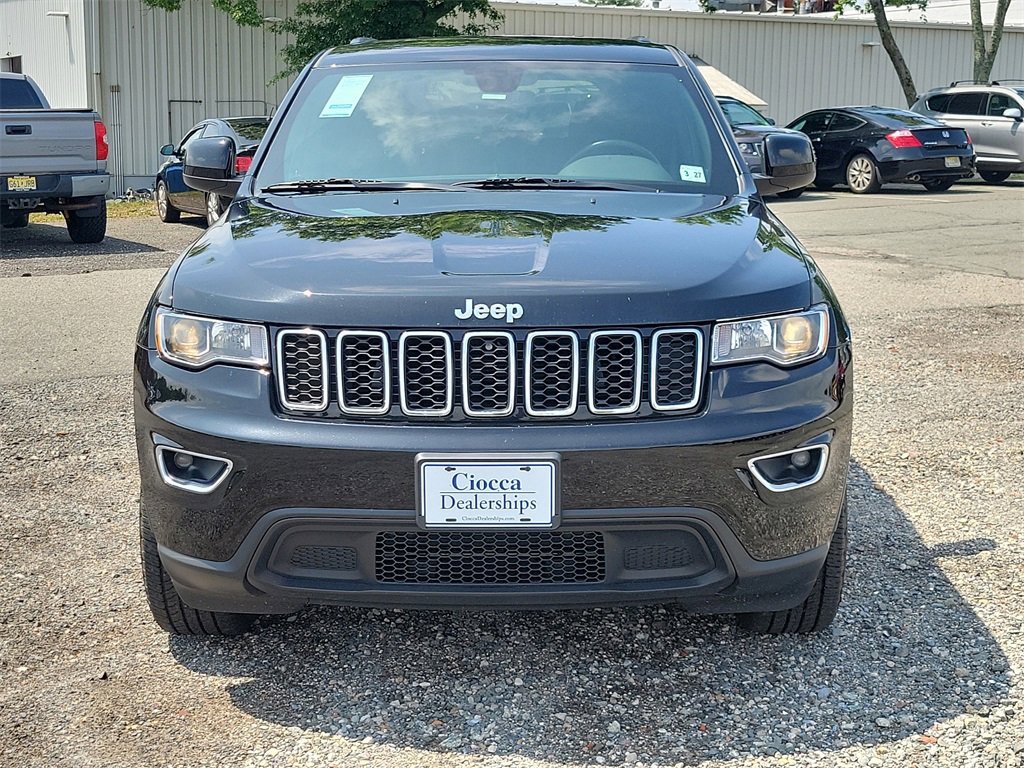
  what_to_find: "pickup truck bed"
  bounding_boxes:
[0,73,110,243]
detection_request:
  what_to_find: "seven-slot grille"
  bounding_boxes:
[276,327,703,419]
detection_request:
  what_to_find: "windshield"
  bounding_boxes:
[256,61,738,195]
[718,99,769,127]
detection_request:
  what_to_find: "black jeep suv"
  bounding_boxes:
[134,37,851,637]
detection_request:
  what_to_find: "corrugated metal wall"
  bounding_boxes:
[4,0,1023,189]
[0,0,89,108]
[96,0,299,191]
[486,3,1024,124]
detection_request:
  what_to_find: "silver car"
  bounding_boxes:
[911,81,1024,183]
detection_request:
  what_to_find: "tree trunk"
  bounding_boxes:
[973,0,1013,82]
[869,0,917,106]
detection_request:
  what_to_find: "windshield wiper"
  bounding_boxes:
[452,177,658,192]
[261,178,463,194]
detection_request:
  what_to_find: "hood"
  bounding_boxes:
[168,191,811,327]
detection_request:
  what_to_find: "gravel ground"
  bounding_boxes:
[1,198,1022,767]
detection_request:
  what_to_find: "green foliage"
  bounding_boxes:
[272,0,503,78]
[141,0,503,79]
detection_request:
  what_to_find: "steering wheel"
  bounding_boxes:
[565,139,661,167]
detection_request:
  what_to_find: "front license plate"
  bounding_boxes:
[7,175,37,191]
[416,454,560,529]
[944,156,961,168]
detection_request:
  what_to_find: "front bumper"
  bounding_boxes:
[135,341,852,615]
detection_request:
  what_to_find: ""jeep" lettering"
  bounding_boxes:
[454,299,524,324]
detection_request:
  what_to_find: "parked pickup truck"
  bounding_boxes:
[0,72,110,243]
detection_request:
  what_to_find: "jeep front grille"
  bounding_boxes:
[275,327,703,420]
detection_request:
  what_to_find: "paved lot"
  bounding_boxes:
[0,182,1022,768]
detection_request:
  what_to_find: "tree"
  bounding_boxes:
[832,0,920,106]
[972,0,1013,82]
[141,0,503,78]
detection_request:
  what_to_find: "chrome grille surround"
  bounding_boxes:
[336,330,390,415]
[524,330,580,417]
[587,330,643,415]
[276,327,702,419]
[276,329,329,412]
[398,330,454,417]
[650,328,704,412]
[461,331,516,417]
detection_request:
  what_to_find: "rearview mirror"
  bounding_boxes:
[753,132,816,197]
[182,137,241,197]
[159,144,175,156]
[1002,107,1022,120]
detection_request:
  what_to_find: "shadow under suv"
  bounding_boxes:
[135,37,851,637]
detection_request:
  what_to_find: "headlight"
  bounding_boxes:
[712,307,829,366]
[155,308,269,368]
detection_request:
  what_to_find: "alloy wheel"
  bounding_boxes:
[157,185,168,218]
[206,193,221,226]
[847,156,875,193]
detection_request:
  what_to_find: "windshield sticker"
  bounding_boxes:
[332,208,376,217]
[319,75,374,118]
[679,165,707,183]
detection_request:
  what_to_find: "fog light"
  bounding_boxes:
[155,445,233,494]
[747,444,829,493]
[790,450,812,469]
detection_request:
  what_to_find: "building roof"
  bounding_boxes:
[838,0,1024,27]
[690,56,768,109]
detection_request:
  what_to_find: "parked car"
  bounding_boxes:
[0,72,109,242]
[154,116,270,226]
[911,81,1024,184]
[136,36,847,639]
[716,96,815,198]
[787,106,975,193]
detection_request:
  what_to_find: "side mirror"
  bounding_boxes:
[182,137,241,197]
[1002,107,1022,120]
[753,132,817,197]
[159,144,176,156]
[767,117,776,126]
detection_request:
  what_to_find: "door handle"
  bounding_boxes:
[981,121,994,126]
[5,125,31,135]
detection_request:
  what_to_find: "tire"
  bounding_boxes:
[736,498,848,635]
[205,192,224,227]
[813,180,834,191]
[979,170,1011,184]
[921,178,956,192]
[140,505,255,636]
[845,154,882,194]
[776,187,805,199]
[65,201,107,244]
[1,210,30,229]
[156,181,180,223]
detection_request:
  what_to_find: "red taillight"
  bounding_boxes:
[94,120,108,161]
[885,130,922,149]
[235,155,252,175]
[965,131,972,145]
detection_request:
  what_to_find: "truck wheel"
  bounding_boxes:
[845,154,882,194]
[736,498,847,635]
[140,505,255,636]
[922,178,956,192]
[65,201,107,244]
[1,210,30,229]
[978,170,1011,184]
[156,181,180,223]
[775,187,805,199]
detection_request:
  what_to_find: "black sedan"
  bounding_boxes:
[717,96,814,198]
[155,117,270,226]
[786,106,975,193]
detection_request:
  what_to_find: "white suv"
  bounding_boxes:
[911,81,1024,183]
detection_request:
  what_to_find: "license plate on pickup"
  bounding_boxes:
[416,454,560,529]
[944,156,961,168]
[6,175,37,192]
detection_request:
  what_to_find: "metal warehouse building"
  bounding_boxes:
[2,0,1022,192]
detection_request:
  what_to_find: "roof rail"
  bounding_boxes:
[949,79,991,86]
[350,37,377,45]
[992,79,1024,85]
